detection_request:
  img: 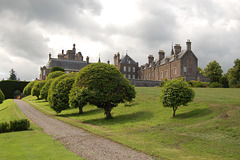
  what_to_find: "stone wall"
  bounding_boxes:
[129,79,160,87]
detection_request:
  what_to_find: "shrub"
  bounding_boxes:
[40,79,54,101]
[0,119,30,133]
[229,78,239,88]
[219,76,229,88]
[48,73,76,113]
[210,75,221,83]
[49,76,75,113]
[209,82,223,88]
[9,119,30,131]
[23,81,36,95]
[0,122,9,133]
[160,79,195,117]
[69,63,136,119]
[46,71,65,80]
[188,80,204,87]
[0,88,5,103]
[31,81,46,99]
[50,66,65,73]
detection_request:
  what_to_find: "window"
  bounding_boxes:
[128,67,131,72]
[128,59,131,64]
[66,71,70,74]
[165,71,168,77]
[124,74,126,78]
[128,74,131,79]
[161,71,163,78]
[184,67,187,73]
[149,73,150,78]
[124,66,126,72]
[174,68,177,74]
[133,67,135,72]
[133,75,135,79]
[43,70,45,76]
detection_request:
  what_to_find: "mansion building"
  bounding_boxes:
[40,44,90,80]
[114,39,208,82]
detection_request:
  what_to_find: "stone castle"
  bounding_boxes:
[40,40,208,82]
[40,44,90,80]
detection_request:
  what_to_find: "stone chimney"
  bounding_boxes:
[174,44,181,55]
[73,44,76,54]
[49,52,51,60]
[186,39,191,51]
[62,50,64,54]
[158,50,165,61]
[148,55,154,64]
[86,56,89,63]
[107,60,110,64]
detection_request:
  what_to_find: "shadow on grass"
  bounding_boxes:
[0,106,8,112]
[82,111,153,125]
[57,108,102,117]
[174,108,212,119]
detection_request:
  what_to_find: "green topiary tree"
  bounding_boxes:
[50,66,65,73]
[69,63,136,119]
[23,81,36,95]
[40,79,54,101]
[49,76,75,113]
[160,79,195,117]
[209,82,223,88]
[48,73,76,113]
[31,81,46,99]
[46,71,65,80]
[0,88,5,103]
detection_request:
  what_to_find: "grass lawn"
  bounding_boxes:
[24,87,240,160]
[0,99,82,160]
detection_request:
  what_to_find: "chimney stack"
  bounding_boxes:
[174,44,181,55]
[62,50,64,54]
[158,50,165,61]
[49,52,51,60]
[148,55,154,64]
[186,39,191,51]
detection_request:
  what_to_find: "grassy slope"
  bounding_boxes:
[24,88,240,160]
[0,99,82,160]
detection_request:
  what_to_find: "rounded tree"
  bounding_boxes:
[31,81,46,99]
[69,63,136,119]
[40,79,54,101]
[0,88,5,103]
[23,81,37,95]
[160,79,195,117]
[50,66,65,73]
[48,73,76,113]
[46,71,65,80]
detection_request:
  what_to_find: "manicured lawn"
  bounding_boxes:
[0,99,82,160]
[24,87,240,160]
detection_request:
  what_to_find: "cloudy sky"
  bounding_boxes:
[0,0,239,81]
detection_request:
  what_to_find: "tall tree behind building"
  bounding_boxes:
[8,68,18,80]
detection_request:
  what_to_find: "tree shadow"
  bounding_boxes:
[57,108,102,117]
[124,102,139,107]
[174,108,212,119]
[82,111,153,125]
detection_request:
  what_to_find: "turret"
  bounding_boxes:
[174,44,181,55]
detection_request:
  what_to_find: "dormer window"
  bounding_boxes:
[128,59,131,64]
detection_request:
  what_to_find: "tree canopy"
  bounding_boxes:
[31,81,46,99]
[69,63,136,119]
[23,81,36,95]
[204,60,223,83]
[50,66,65,73]
[160,79,195,117]
[46,71,65,80]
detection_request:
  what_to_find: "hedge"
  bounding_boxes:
[0,88,5,103]
[0,119,30,133]
[0,80,29,99]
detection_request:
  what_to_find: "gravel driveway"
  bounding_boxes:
[14,100,154,160]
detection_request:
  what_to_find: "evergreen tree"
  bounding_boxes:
[8,69,17,80]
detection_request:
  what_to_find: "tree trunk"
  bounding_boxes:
[104,106,113,119]
[79,107,83,114]
[173,107,178,117]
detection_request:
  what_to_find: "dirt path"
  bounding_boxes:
[14,100,154,160]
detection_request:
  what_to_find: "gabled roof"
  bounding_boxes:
[119,54,138,65]
[46,58,89,71]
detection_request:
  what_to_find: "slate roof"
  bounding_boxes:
[142,50,190,70]
[46,58,89,71]
[119,54,138,64]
